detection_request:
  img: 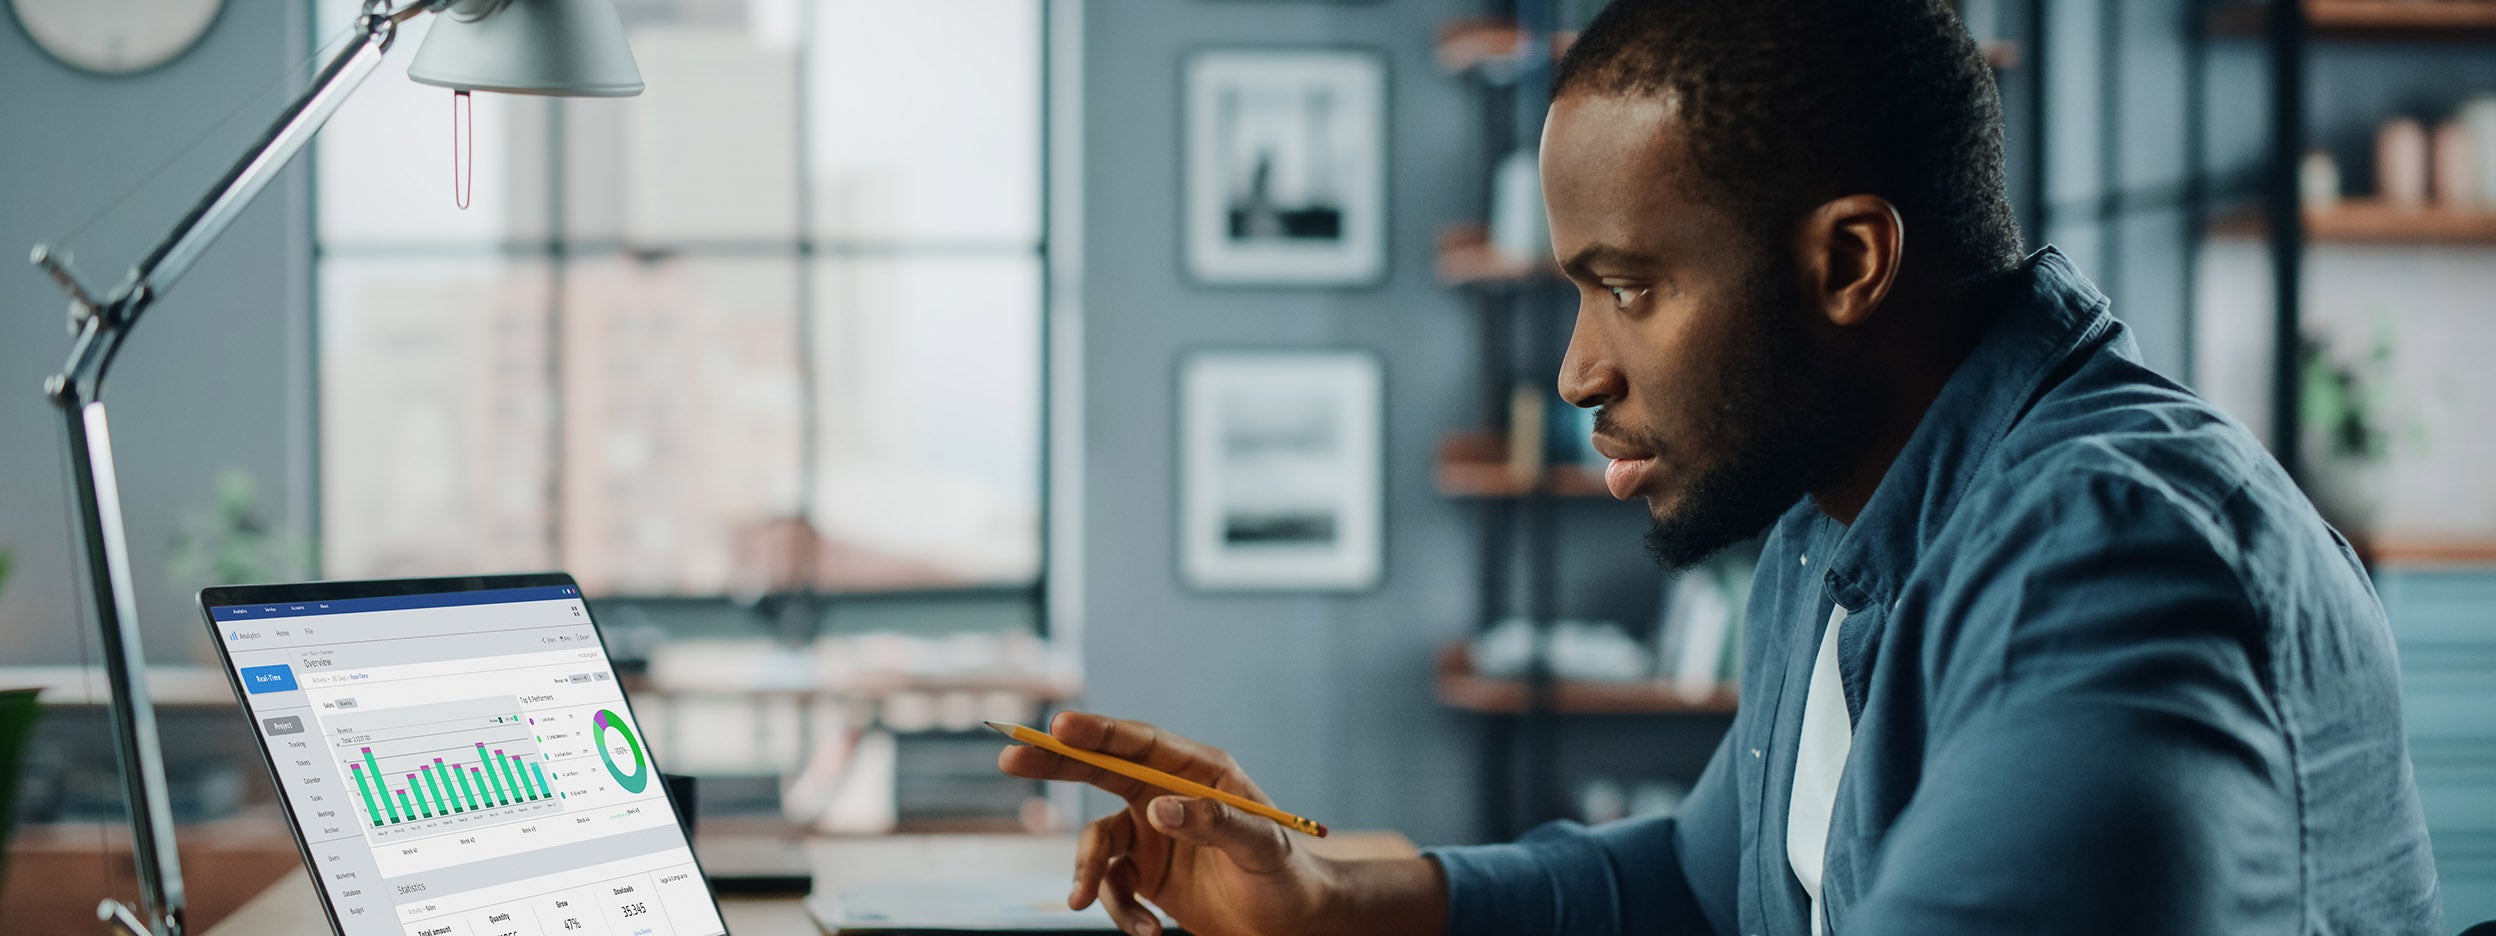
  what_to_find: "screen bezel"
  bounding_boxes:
[199,572,728,936]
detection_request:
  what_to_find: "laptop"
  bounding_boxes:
[202,573,727,936]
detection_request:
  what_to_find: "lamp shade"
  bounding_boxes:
[408,0,643,98]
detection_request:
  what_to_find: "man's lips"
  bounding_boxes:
[1588,433,1659,500]
[1604,456,1658,500]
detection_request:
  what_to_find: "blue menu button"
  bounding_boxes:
[239,664,298,694]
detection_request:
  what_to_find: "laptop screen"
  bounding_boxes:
[205,576,725,936]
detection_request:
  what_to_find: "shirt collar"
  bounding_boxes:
[1818,248,2117,614]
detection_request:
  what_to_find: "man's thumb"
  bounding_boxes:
[1147,796,1290,871]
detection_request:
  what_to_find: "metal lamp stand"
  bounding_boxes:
[32,6,408,933]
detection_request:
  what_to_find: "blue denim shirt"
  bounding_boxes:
[1426,250,2441,935]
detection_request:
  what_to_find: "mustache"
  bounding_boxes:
[1591,407,1653,448]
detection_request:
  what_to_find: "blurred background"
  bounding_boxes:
[0,0,2491,929]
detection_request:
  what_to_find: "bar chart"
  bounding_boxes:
[326,694,566,841]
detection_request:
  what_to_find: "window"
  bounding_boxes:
[315,0,1047,600]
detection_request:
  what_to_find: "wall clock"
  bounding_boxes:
[11,0,225,76]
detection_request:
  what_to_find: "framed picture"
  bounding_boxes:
[1179,350,1384,591]
[1183,48,1388,287]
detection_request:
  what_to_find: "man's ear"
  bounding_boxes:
[1795,194,1903,328]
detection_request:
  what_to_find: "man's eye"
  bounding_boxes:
[1606,285,1648,310]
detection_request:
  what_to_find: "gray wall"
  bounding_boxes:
[0,4,314,667]
[1074,0,1640,848]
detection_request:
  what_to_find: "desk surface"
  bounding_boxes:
[207,831,1417,934]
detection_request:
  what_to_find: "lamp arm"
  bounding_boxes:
[29,7,408,936]
[49,9,400,400]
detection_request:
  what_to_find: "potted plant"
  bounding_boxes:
[169,469,304,592]
[0,550,45,906]
[2299,327,2414,535]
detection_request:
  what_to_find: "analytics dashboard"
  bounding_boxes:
[211,584,724,936]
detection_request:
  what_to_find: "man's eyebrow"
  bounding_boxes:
[1558,243,1652,279]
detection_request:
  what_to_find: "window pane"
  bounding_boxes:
[809,0,1042,244]
[809,255,1042,588]
[314,13,552,245]
[560,255,806,595]
[564,3,801,244]
[321,258,556,578]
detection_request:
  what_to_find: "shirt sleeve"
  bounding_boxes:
[1422,728,1739,936]
[1850,470,2302,935]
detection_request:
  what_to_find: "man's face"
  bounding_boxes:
[1543,93,1870,569]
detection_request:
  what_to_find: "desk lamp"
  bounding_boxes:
[28,3,639,934]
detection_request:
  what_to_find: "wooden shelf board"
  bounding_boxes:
[1981,39,2022,70]
[1434,644,1737,715]
[2209,200,2496,243]
[1435,432,1610,499]
[1437,224,1561,285]
[1436,22,2016,73]
[2355,534,2496,566]
[2213,1,2496,39]
[1436,19,1577,77]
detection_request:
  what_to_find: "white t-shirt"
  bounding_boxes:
[1787,601,1854,936]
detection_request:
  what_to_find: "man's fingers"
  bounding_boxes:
[1048,711,1267,800]
[1070,811,1133,910]
[1145,795,1292,874]
[1098,855,1163,936]
[1001,745,1155,801]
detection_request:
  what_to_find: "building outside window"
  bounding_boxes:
[315,0,1045,599]
[311,0,1057,830]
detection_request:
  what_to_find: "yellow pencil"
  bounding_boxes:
[986,720,1328,837]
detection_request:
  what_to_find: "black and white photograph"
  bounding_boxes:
[1183,48,1387,286]
[1179,350,1381,591]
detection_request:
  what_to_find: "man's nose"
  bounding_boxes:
[1558,319,1622,410]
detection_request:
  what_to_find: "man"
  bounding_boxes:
[1000,0,2443,932]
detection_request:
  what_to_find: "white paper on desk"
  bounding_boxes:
[805,875,1174,933]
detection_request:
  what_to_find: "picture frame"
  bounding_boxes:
[1178,349,1384,592]
[1182,47,1389,287]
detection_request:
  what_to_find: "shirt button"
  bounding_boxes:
[1751,748,1763,758]
[1799,554,1809,566]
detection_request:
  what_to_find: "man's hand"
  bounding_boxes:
[996,711,1445,936]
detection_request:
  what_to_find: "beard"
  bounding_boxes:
[1623,255,1872,570]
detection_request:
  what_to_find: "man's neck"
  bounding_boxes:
[1810,286,1991,526]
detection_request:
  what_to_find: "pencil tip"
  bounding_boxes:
[982,720,1010,734]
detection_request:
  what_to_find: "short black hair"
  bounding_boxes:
[1556,0,2023,287]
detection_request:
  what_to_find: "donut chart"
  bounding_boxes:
[593,708,650,794]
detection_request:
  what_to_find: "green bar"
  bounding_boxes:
[454,762,480,809]
[478,744,511,804]
[434,761,462,812]
[364,749,399,822]
[407,774,431,817]
[348,764,385,826]
[529,760,553,800]
[514,757,539,799]
[421,766,449,815]
[496,751,525,802]
[395,790,414,820]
